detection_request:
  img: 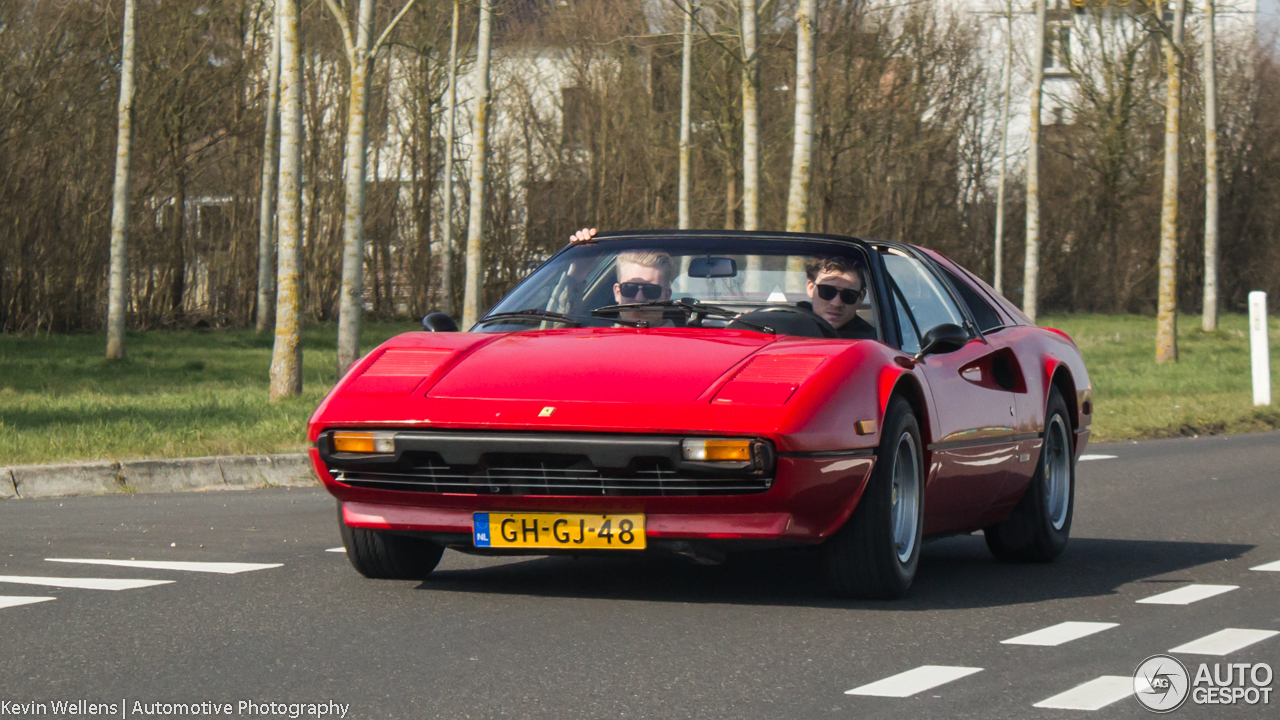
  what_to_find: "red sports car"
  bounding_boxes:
[309,231,1091,598]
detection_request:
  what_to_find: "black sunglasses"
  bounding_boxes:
[815,284,864,305]
[619,282,665,300]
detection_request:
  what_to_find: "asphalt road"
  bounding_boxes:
[1,432,1278,719]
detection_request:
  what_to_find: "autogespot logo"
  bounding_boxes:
[1134,654,1190,713]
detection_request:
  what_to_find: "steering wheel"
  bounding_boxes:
[732,306,839,338]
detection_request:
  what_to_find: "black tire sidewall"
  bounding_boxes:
[875,397,925,585]
[1034,390,1075,554]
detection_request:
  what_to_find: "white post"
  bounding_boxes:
[1250,291,1271,406]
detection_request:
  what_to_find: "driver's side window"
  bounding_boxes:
[881,253,965,348]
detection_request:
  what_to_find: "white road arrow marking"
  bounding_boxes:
[1170,628,1279,656]
[845,666,982,697]
[0,596,56,609]
[0,576,172,591]
[1136,584,1238,605]
[1034,676,1133,711]
[46,558,281,574]
[1002,621,1119,647]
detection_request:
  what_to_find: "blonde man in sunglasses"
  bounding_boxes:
[565,228,674,324]
[802,256,876,340]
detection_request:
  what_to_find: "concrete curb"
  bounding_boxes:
[0,454,317,500]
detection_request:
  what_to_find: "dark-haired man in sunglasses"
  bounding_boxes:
[801,256,876,340]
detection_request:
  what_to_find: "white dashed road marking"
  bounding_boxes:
[845,666,983,697]
[1077,454,1117,461]
[1033,676,1133,711]
[325,548,346,553]
[0,596,56,610]
[1250,559,1280,572]
[1136,584,1238,605]
[1001,621,1119,647]
[46,559,282,574]
[1169,628,1280,656]
[0,575,173,591]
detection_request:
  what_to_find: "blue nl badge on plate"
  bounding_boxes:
[473,513,491,547]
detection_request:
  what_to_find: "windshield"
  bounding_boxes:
[479,236,880,341]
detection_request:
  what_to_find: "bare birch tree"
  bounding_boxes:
[1023,0,1046,322]
[105,0,137,360]
[327,0,420,376]
[439,0,460,313]
[784,0,815,233]
[1202,0,1219,331]
[740,0,759,232]
[256,0,281,334]
[270,0,303,400]
[992,0,1014,296]
[678,0,696,230]
[1156,0,1186,363]
[461,0,493,328]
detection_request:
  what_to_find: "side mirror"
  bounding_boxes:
[916,323,969,360]
[422,312,459,332]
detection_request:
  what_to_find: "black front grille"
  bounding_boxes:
[321,432,774,497]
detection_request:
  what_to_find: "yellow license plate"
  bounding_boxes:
[473,512,646,550]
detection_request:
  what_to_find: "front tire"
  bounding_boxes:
[338,505,444,579]
[823,396,924,599]
[984,387,1074,563]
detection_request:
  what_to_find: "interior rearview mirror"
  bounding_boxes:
[422,312,459,332]
[915,323,969,360]
[686,256,738,278]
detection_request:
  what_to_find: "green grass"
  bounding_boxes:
[1,314,1278,464]
[1041,313,1280,442]
[0,322,420,465]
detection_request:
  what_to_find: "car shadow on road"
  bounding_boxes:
[417,535,1254,610]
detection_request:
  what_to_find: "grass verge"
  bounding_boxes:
[1,314,1277,463]
[1041,313,1280,442]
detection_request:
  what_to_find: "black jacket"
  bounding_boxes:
[796,301,877,340]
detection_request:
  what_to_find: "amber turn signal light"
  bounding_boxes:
[332,431,395,454]
[682,438,752,462]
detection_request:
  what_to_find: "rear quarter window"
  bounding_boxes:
[938,266,1004,333]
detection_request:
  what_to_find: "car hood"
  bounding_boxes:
[426,329,775,403]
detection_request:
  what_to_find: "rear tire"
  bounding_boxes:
[338,505,444,579]
[823,396,924,599]
[984,387,1074,563]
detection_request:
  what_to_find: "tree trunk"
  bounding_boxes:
[1023,0,1046,322]
[461,0,493,329]
[105,0,136,360]
[256,0,282,334]
[740,0,759,232]
[1202,0,1219,332]
[335,0,377,377]
[785,0,815,233]
[170,169,187,317]
[678,1,695,230]
[1156,0,1186,363]
[440,0,460,316]
[270,0,304,400]
[993,0,1014,296]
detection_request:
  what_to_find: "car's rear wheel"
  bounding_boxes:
[338,505,444,579]
[984,386,1074,563]
[823,396,923,599]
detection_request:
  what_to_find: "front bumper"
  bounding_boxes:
[310,441,875,545]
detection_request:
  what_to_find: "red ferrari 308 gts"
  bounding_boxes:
[309,231,1091,598]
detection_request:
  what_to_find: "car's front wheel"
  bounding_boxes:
[984,386,1074,563]
[823,395,924,599]
[338,505,444,579]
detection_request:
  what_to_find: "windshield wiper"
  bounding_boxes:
[592,300,776,335]
[475,309,583,327]
[475,309,649,329]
